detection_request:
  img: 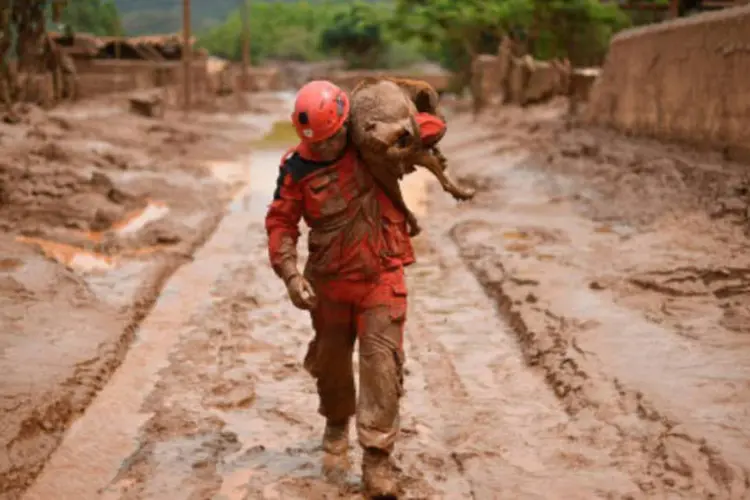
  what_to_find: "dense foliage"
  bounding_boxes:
[197,0,636,71]
[319,2,389,69]
[56,0,123,36]
[113,0,240,35]
[61,0,674,74]
[196,1,423,69]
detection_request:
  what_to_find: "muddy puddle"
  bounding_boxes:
[16,201,172,272]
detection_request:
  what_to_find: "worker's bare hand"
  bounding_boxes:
[286,275,318,310]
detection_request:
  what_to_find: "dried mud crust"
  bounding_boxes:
[0,99,259,499]
[435,106,750,497]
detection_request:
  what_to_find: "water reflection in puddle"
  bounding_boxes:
[117,201,169,235]
[207,144,285,219]
[17,201,172,273]
[16,236,116,272]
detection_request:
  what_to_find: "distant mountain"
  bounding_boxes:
[113,0,239,35]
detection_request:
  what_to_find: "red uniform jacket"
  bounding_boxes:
[265,143,415,283]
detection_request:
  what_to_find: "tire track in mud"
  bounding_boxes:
[103,221,640,499]
[29,123,750,499]
[449,219,750,499]
[1,207,226,500]
[406,229,640,499]
[99,221,471,500]
[437,120,750,499]
[24,148,481,499]
[95,220,323,500]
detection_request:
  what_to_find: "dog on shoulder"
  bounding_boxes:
[349,77,475,236]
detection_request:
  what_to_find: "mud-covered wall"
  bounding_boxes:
[74,59,209,99]
[586,6,750,160]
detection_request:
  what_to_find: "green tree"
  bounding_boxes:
[528,0,630,66]
[319,2,389,69]
[197,0,424,69]
[392,0,535,71]
[390,0,534,91]
[198,1,344,63]
[392,0,631,77]
[58,0,123,36]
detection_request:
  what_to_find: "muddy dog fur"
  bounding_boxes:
[349,77,475,236]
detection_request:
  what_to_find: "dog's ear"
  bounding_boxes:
[413,89,432,114]
[414,88,440,114]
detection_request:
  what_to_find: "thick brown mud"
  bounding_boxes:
[14,100,750,499]
[437,108,750,498]
[26,145,645,500]
[0,95,289,499]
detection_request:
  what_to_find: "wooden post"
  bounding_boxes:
[115,34,120,95]
[182,0,191,114]
[668,0,680,19]
[240,0,249,91]
[51,0,64,23]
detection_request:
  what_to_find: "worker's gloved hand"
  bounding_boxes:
[286,275,318,310]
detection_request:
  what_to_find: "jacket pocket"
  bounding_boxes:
[305,173,346,217]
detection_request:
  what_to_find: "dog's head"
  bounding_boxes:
[362,116,418,155]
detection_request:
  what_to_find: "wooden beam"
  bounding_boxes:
[240,0,249,90]
[668,0,679,18]
[182,0,191,114]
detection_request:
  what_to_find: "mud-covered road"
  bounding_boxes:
[13,102,750,499]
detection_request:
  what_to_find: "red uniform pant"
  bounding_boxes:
[304,268,407,453]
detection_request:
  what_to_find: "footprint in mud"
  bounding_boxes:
[202,378,256,411]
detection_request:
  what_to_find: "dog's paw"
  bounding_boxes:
[406,217,422,237]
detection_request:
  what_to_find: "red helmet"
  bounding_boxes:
[291,81,350,143]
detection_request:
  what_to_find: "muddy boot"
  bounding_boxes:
[362,447,399,499]
[322,419,350,483]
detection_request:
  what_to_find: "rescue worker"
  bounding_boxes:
[264,80,445,498]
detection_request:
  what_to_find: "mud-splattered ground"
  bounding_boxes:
[439,105,750,497]
[0,93,291,499]
[13,100,750,500]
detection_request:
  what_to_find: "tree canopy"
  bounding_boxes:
[53,0,681,72]
[198,1,341,63]
[196,0,636,73]
[391,0,631,69]
[56,0,123,36]
[50,0,648,85]
[319,2,389,69]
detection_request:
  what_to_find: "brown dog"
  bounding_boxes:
[349,77,475,236]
